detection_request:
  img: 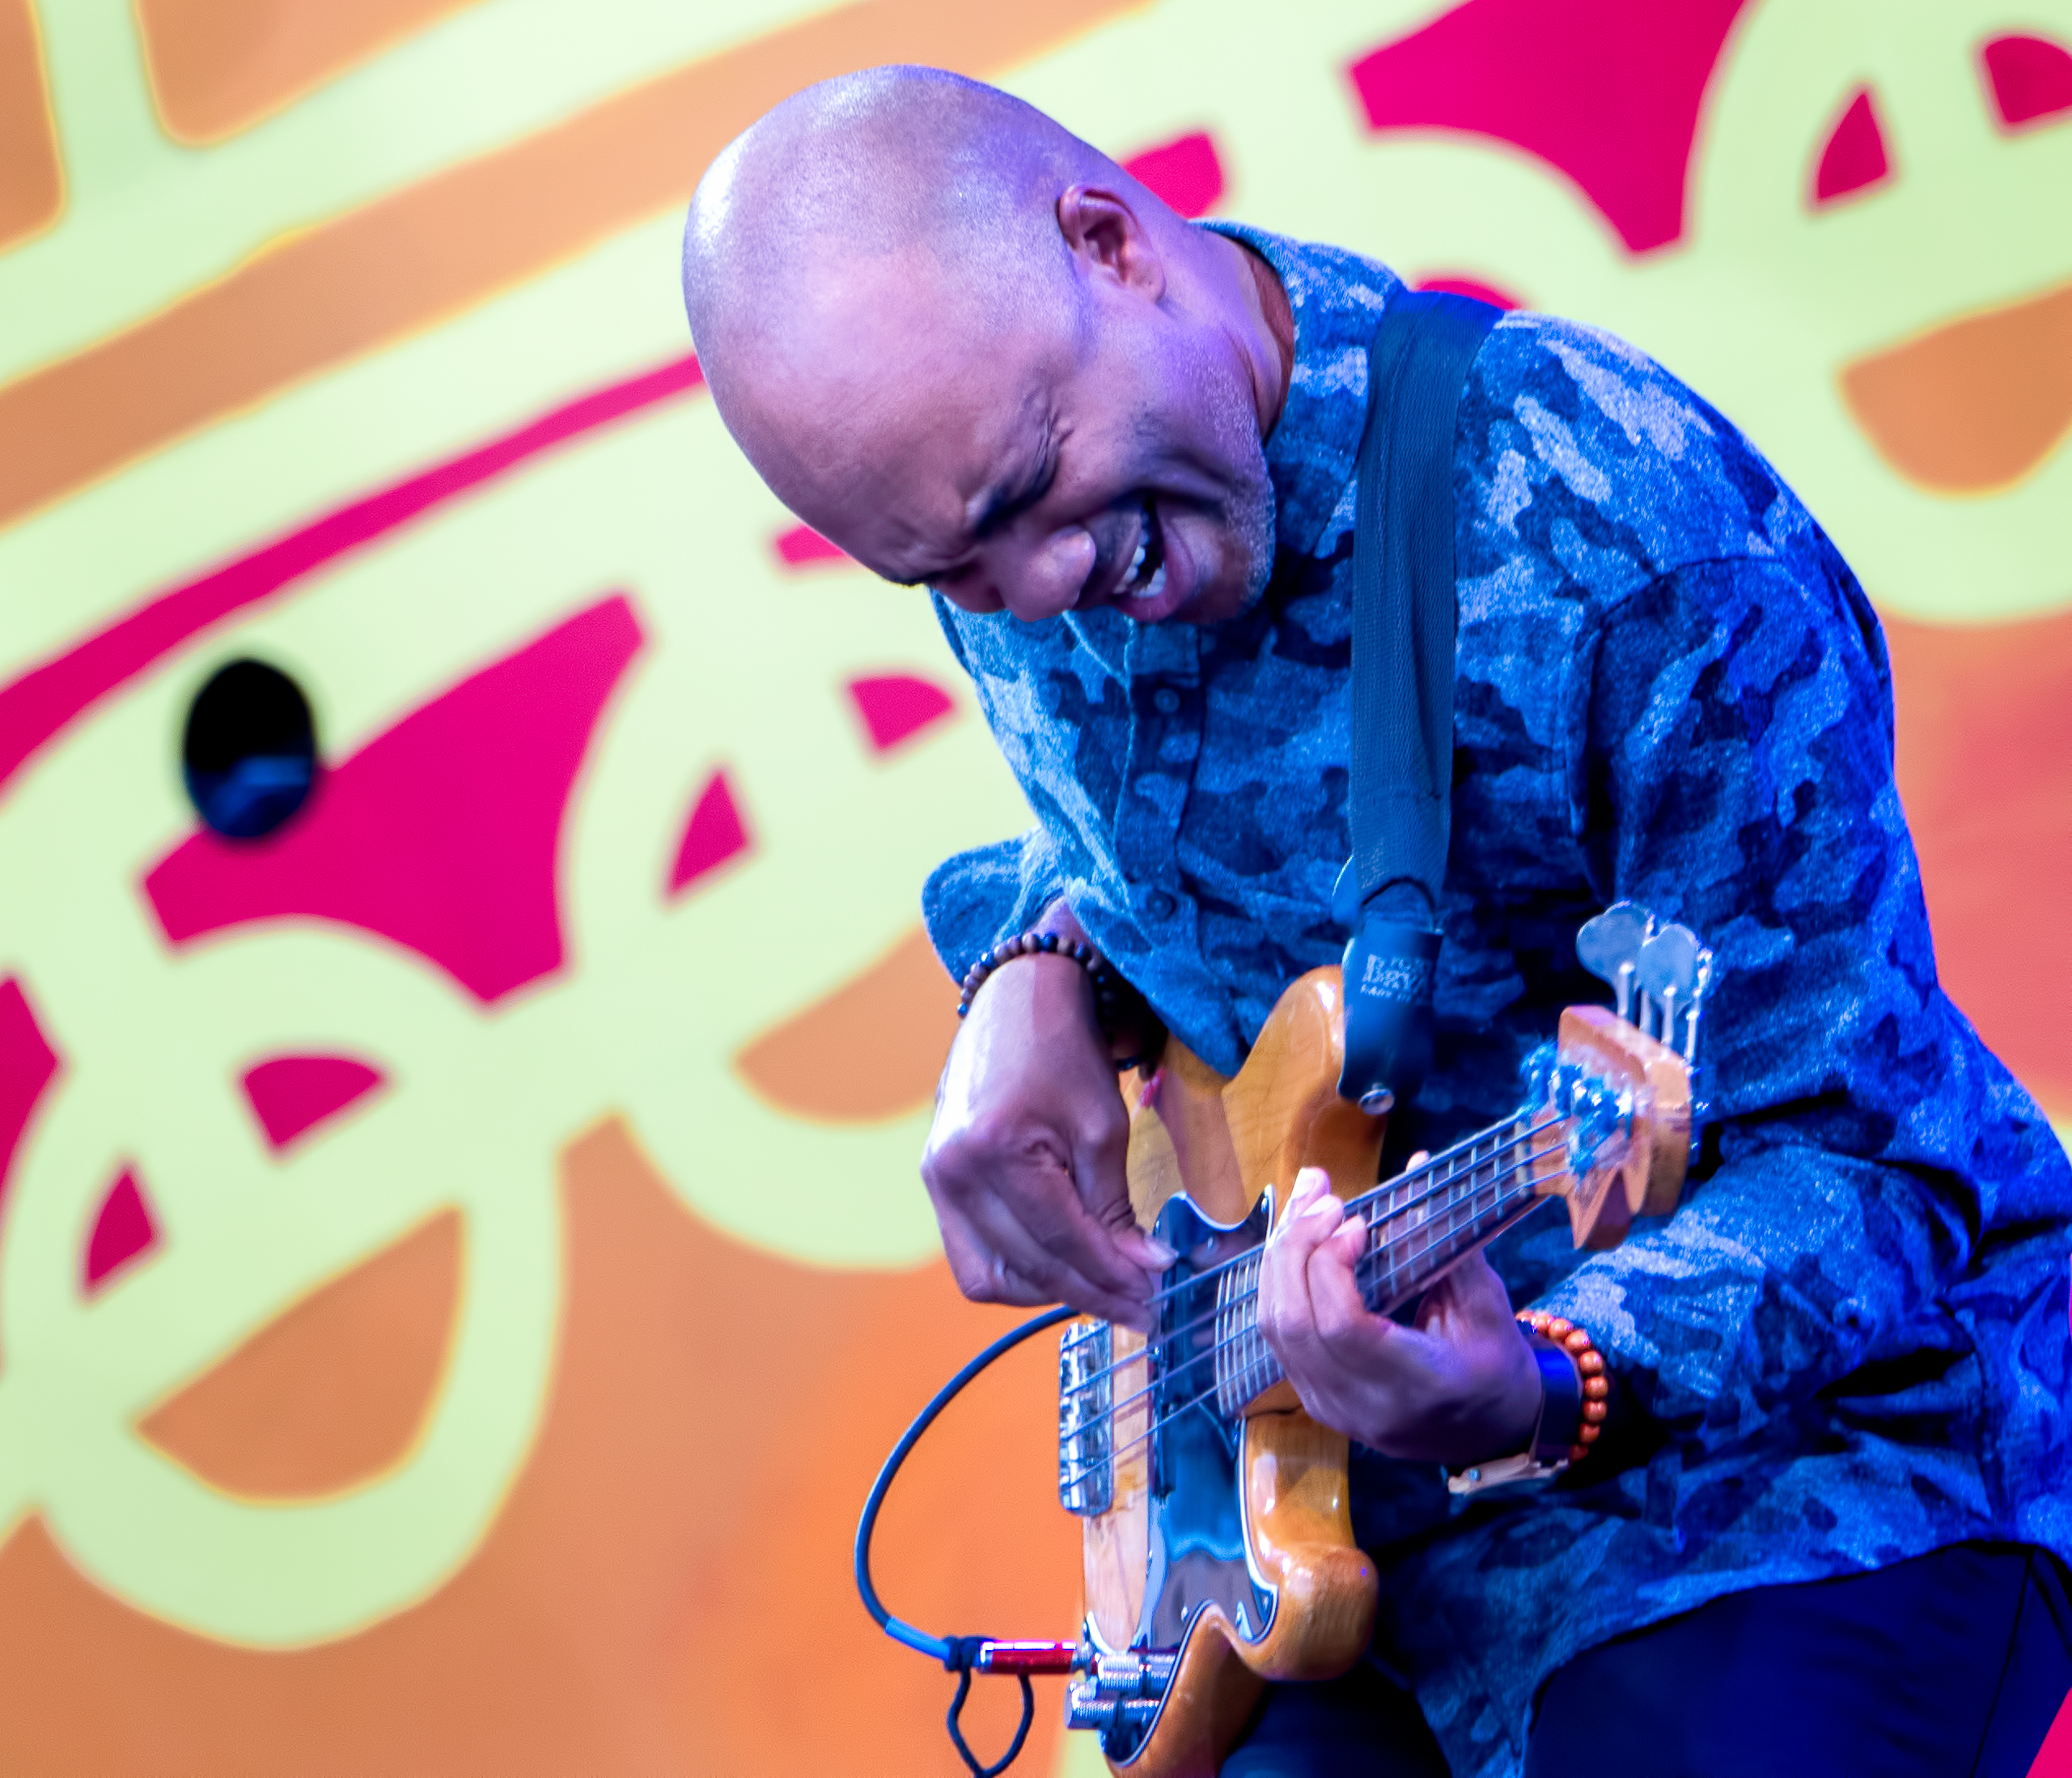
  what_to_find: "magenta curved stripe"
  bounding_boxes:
[0,354,702,804]
[142,596,646,1005]
[1348,0,1750,255]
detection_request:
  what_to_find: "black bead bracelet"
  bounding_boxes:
[955,931,1162,1071]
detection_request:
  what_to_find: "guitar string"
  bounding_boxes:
[1056,1109,1561,1387]
[1058,1176,1549,1498]
[1055,1118,1564,1405]
[1054,1142,1565,1470]
[1134,1112,1558,1314]
[1057,1158,1557,1472]
[1203,1176,1558,1426]
[1056,1132,1566,1419]
[1057,1109,1560,1362]
[1057,1175,1550,1499]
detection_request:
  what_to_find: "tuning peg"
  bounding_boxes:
[1635,923,1714,1061]
[1574,902,1655,1022]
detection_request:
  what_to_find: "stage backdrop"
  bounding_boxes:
[0,2,2066,1772]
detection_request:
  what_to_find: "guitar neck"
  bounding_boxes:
[1357,1111,1553,1313]
[1209,1110,1554,1417]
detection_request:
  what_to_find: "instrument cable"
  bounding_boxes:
[854,1304,1081,1777]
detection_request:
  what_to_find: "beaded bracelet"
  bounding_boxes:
[955,931,1159,1071]
[1515,1308,1609,1464]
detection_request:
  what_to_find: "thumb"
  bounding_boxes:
[1078,1118,1176,1271]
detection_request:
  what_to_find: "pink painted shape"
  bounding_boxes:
[83,1169,159,1293]
[773,524,850,568]
[1123,130,1227,219]
[0,981,59,1230]
[845,674,957,754]
[1414,274,1524,311]
[1347,0,1751,255]
[0,356,701,807]
[142,596,645,1005]
[1811,87,1891,205]
[2032,1678,2072,1776]
[1981,33,2072,130]
[667,768,752,898]
[241,1054,386,1153]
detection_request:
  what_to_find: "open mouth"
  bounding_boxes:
[1118,495,1167,604]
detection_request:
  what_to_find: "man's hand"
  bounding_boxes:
[1257,1165,1543,1466]
[922,940,1173,1332]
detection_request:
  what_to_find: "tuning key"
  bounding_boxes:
[1635,923,1714,1059]
[1574,902,1655,1023]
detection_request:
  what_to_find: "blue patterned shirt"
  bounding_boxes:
[920,223,2070,1776]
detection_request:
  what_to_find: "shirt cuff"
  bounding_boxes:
[921,830,1066,982]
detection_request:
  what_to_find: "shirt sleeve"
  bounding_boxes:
[1534,552,2000,1438]
[918,592,1069,981]
[921,828,1069,983]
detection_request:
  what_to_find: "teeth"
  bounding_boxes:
[1122,499,1156,596]
[1129,562,1166,603]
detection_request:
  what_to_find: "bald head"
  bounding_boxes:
[685,68,1105,365]
[681,66,1289,626]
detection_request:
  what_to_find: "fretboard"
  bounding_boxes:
[1210,1111,1555,1418]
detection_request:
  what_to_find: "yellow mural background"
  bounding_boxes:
[0,1,2065,1772]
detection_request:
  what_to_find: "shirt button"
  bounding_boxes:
[1152,687,1181,715]
[1144,889,1177,920]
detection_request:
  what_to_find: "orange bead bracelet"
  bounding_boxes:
[1517,1308,1609,1465]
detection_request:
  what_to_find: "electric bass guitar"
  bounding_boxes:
[1057,902,1713,1775]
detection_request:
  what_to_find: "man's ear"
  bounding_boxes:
[1056,185,1166,299]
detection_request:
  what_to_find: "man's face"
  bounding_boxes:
[736,244,1278,626]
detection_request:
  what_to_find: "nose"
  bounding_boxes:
[992,525,1095,622]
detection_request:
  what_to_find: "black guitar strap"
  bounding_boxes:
[1337,289,1501,1110]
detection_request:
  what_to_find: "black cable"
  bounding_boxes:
[854,1305,1076,1778]
[947,1666,1036,1778]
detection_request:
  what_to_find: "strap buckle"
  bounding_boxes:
[1337,909,1441,1110]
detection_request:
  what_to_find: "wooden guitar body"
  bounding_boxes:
[1078,969,1384,1776]
[1059,957,1698,1774]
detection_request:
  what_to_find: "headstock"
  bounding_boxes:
[1528,903,1715,1250]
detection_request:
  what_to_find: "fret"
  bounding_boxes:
[1215,1250,1276,1418]
[1209,1110,1562,1418]
[1361,1115,1544,1313]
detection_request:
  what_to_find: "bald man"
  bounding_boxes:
[684,67,2071,1778]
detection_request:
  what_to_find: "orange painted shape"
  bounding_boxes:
[138,1209,460,1500]
[0,1120,1078,1774]
[1886,606,2072,1119]
[1838,278,2072,492]
[0,0,60,253]
[734,927,959,1124]
[137,0,489,144]
[0,0,1142,534]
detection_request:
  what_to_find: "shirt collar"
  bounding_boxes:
[1197,220,1404,564]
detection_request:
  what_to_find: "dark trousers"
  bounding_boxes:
[1222,1543,2072,1777]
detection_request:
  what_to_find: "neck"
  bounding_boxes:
[1218,233,1294,439]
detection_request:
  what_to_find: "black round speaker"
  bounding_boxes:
[181,659,318,840]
